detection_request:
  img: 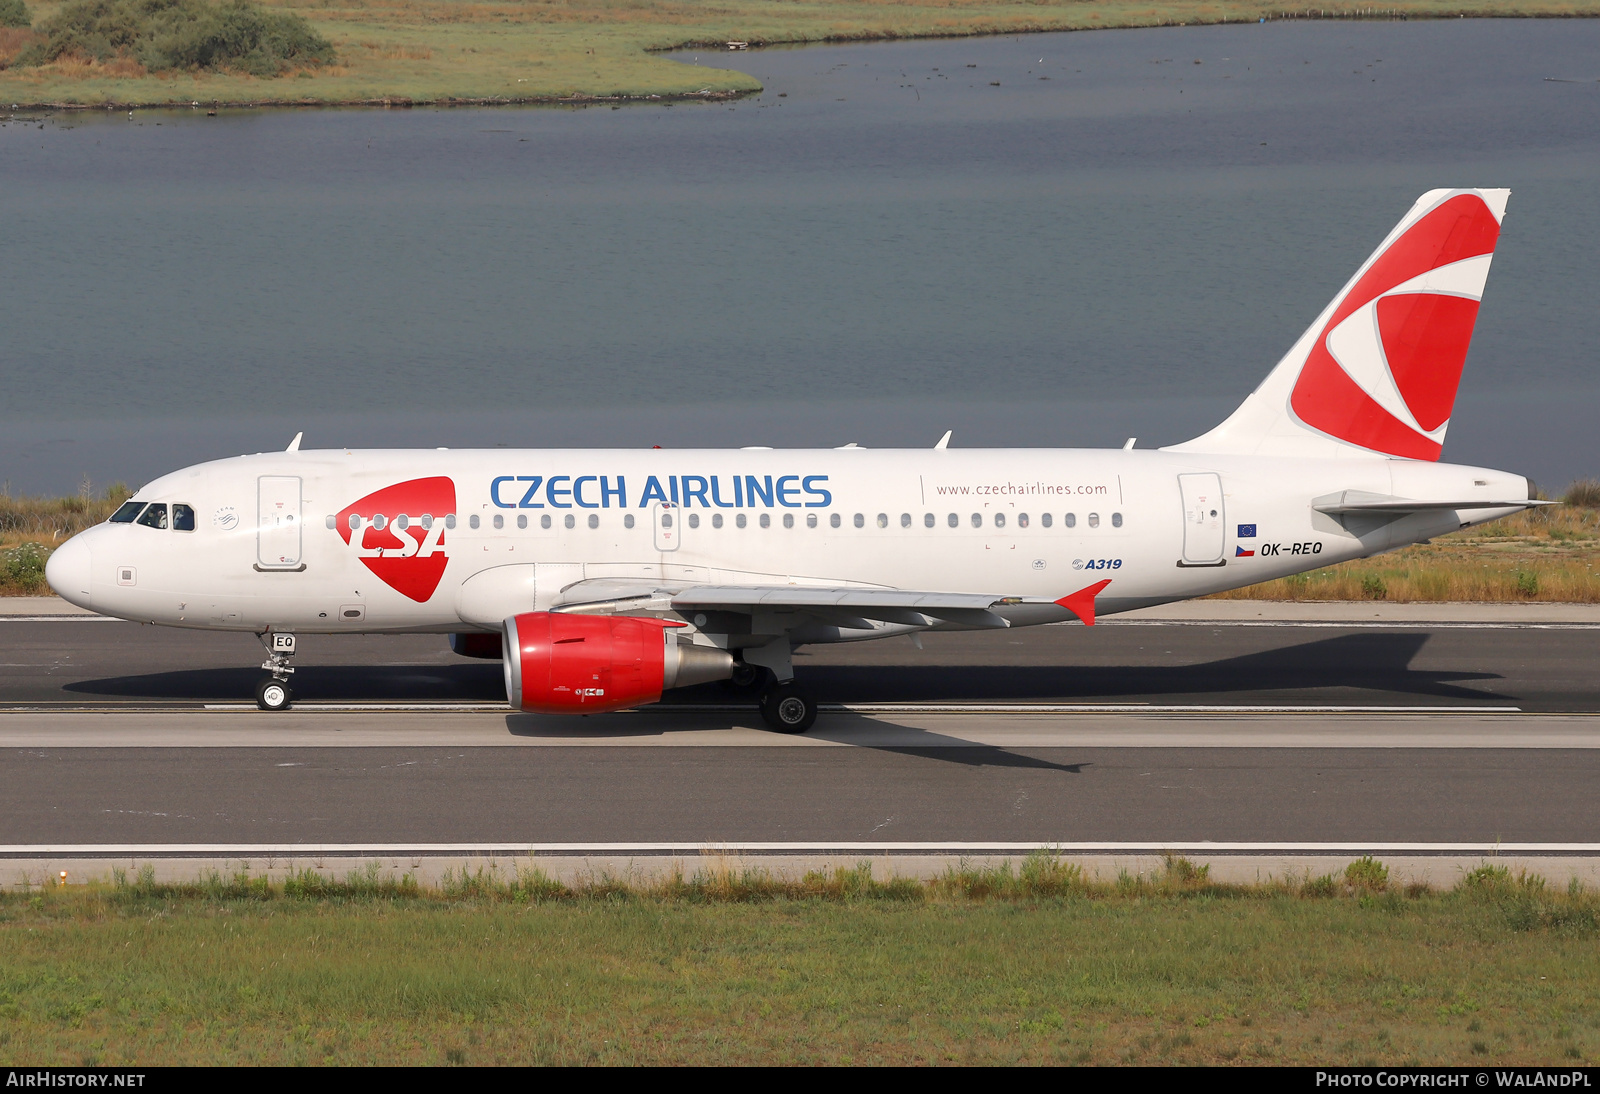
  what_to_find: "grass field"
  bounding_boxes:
[1,857,1596,1065]
[1210,499,1600,602]
[1,0,1598,108]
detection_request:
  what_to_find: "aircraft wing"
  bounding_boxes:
[550,579,1108,628]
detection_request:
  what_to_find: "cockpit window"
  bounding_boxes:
[135,503,169,529]
[109,501,145,524]
[172,504,196,532]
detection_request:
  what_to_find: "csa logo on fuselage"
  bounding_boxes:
[334,477,455,603]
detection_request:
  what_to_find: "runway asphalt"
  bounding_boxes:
[2,607,1597,850]
[4,609,1600,711]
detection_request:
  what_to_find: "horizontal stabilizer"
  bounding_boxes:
[1311,490,1552,515]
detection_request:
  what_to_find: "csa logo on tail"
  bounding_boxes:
[1289,192,1502,460]
[334,477,455,603]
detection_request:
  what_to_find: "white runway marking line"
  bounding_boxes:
[190,702,1524,714]
[0,616,119,623]
[7,841,1600,856]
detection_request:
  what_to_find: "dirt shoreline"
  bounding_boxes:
[6,10,1593,114]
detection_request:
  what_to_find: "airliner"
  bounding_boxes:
[46,189,1542,730]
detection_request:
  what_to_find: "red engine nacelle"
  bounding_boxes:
[502,611,734,714]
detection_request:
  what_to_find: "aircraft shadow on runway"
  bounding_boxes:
[61,631,1509,705]
[503,709,1092,774]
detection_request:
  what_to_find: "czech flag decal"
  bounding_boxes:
[1236,546,1255,557]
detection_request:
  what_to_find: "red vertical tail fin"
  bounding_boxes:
[1167,189,1509,461]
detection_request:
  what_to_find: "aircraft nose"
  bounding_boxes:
[45,534,93,608]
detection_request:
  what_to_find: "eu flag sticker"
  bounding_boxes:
[1237,524,1257,538]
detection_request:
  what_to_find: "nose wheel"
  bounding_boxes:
[758,682,817,733]
[256,630,297,712]
[256,678,293,712]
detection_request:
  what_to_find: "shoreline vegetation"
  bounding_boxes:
[0,0,1597,110]
[2,854,1597,1064]
[3,479,1598,600]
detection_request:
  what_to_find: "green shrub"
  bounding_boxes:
[1515,570,1540,597]
[19,0,335,76]
[1462,863,1513,892]
[1563,478,1600,509]
[1301,874,1340,898]
[1,542,50,593]
[1360,574,1388,600]
[1345,856,1389,893]
[0,0,30,29]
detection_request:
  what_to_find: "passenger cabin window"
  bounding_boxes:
[688,513,700,529]
[469,514,480,530]
[541,515,552,530]
[994,513,1006,528]
[173,504,195,532]
[832,513,843,529]
[712,513,723,529]
[759,514,770,528]
[1112,512,1123,528]
[109,501,144,523]
[735,514,746,529]
[136,503,169,529]
[783,513,795,529]
[1041,513,1052,528]
[1088,512,1100,528]
[923,513,934,528]
[1064,513,1076,528]
[517,515,527,529]
[947,513,959,528]
[588,514,599,529]
[806,513,818,528]
[1018,513,1029,528]
[878,514,888,528]
[624,514,636,529]
[564,514,575,529]
[493,514,504,530]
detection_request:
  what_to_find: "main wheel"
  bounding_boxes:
[256,678,293,712]
[721,660,773,696]
[758,682,817,734]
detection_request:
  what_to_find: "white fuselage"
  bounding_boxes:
[48,447,1527,638]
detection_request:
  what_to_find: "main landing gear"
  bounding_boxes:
[758,681,818,734]
[727,646,818,733]
[256,631,296,712]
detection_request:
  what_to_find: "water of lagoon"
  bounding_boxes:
[1,18,1596,495]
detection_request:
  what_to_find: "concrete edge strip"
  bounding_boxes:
[7,842,1600,858]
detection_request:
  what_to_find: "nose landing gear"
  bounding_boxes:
[256,631,296,712]
[256,677,293,712]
